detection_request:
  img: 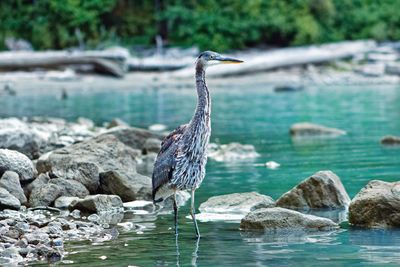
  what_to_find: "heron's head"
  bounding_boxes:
[196,51,243,68]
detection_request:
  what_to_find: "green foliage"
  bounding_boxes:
[0,0,400,51]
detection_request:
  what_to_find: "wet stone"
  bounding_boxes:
[24,232,50,245]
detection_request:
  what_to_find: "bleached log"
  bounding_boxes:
[0,50,128,77]
[173,40,377,78]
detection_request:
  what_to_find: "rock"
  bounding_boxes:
[0,246,23,264]
[29,178,88,207]
[143,138,161,154]
[106,118,129,129]
[123,200,154,211]
[381,135,400,145]
[37,134,139,192]
[0,149,36,181]
[290,122,346,137]
[274,85,304,92]
[0,188,20,210]
[99,171,151,201]
[276,171,350,210]
[349,180,400,228]
[148,124,167,132]
[199,192,274,214]
[103,127,163,151]
[54,196,80,209]
[0,171,27,204]
[162,191,191,210]
[240,207,338,231]
[29,183,63,207]
[207,143,260,162]
[24,231,50,245]
[23,173,50,199]
[265,161,280,169]
[48,179,89,198]
[385,63,400,75]
[136,152,157,177]
[356,63,385,77]
[0,118,46,159]
[71,195,123,213]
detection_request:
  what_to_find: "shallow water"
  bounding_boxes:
[1,81,400,266]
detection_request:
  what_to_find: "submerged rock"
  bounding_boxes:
[276,171,350,210]
[199,192,274,214]
[349,180,400,228]
[240,207,338,231]
[37,134,139,193]
[274,85,304,92]
[0,188,20,210]
[0,149,36,182]
[380,135,400,145]
[71,194,123,213]
[0,171,27,205]
[290,122,346,137]
[99,170,151,201]
[208,143,260,162]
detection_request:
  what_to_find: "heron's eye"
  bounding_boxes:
[209,55,214,59]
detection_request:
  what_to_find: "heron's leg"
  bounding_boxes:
[173,190,179,236]
[190,189,200,238]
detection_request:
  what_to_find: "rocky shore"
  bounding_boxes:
[0,116,399,264]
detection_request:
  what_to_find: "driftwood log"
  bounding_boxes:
[0,50,128,77]
[173,40,377,78]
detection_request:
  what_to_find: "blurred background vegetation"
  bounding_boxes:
[1,0,399,52]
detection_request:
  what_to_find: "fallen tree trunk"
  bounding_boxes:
[0,50,128,77]
[173,40,377,78]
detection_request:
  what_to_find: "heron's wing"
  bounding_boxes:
[152,124,188,201]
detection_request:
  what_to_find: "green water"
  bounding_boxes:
[1,83,400,266]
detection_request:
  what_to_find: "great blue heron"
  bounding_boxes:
[152,51,243,237]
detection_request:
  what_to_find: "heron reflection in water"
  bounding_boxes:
[152,51,243,237]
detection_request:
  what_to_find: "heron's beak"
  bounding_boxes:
[217,56,244,64]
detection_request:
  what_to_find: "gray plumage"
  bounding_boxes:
[152,51,243,237]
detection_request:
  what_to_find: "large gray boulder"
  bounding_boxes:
[240,207,338,231]
[0,149,36,181]
[199,192,274,214]
[36,134,140,193]
[100,171,151,201]
[23,173,50,199]
[276,171,350,210]
[349,180,400,228]
[290,122,346,137]
[71,195,123,213]
[103,127,163,152]
[29,178,89,207]
[0,171,27,205]
[0,118,46,159]
[0,187,21,210]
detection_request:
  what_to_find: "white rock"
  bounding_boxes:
[186,212,243,222]
[208,142,260,162]
[123,200,154,209]
[265,161,280,169]
[148,124,167,132]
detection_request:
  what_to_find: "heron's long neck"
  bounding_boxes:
[191,63,211,127]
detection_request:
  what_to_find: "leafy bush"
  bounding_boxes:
[0,0,399,51]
